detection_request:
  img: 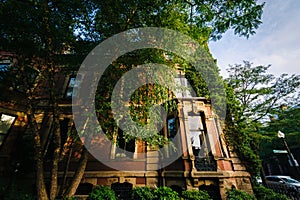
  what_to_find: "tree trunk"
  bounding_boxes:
[50,118,61,200]
[59,144,73,196]
[64,147,88,197]
[28,114,49,200]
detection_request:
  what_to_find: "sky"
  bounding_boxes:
[208,0,300,78]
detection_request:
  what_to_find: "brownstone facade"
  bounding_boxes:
[0,54,252,199]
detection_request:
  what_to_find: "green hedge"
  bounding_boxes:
[88,185,289,200]
[226,188,256,200]
[87,185,117,200]
[253,185,290,200]
[181,189,212,200]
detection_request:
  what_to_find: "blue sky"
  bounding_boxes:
[208,0,300,78]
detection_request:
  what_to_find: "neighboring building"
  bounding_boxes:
[0,52,252,199]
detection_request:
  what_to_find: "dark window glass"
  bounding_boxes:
[167,117,176,138]
[115,128,135,158]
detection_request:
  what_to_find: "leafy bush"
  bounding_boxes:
[181,189,212,200]
[253,185,290,200]
[226,188,256,200]
[132,186,155,200]
[87,185,116,200]
[154,186,180,200]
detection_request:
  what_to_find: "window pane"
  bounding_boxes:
[0,63,10,80]
[188,115,203,131]
[190,131,202,148]
[69,77,76,87]
[115,129,135,158]
[66,76,80,98]
[0,114,15,134]
[167,118,176,138]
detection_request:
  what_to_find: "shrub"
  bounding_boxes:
[181,189,212,200]
[132,186,155,200]
[87,185,116,200]
[253,185,290,200]
[226,188,256,200]
[154,186,180,200]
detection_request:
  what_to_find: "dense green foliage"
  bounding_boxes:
[153,186,180,200]
[226,188,255,200]
[85,0,264,41]
[259,105,300,167]
[224,83,261,176]
[225,61,300,176]
[253,185,290,200]
[132,186,155,200]
[226,61,300,123]
[181,189,212,200]
[87,185,290,200]
[87,185,117,200]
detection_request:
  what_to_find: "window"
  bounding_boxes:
[65,75,80,98]
[0,59,12,80]
[174,77,192,97]
[188,112,206,157]
[166,116,180,157]
[0,113,16,147]
[115,128,135,158]
[167,117,177,138]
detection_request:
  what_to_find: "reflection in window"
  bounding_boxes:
[0,114,16,146]
[65,76,81,98]
[166,116,180,157]
[174,77,192,97]
[167,117,177,138]
[115,128,135,158]
[188,112,204,157]
[0,59,11,80]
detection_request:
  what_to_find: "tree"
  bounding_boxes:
[259,105,300,172]
[225,61,300,176]
[226,61,300,123]
[0,1,90,199]
[85,0,264,41]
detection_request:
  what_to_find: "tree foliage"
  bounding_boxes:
[82,0,264,42]
[225,61,300,176]
[0,1,89,199]
[181,189,212,200]
[226,188,256,200]
[253,185,290,200]
[259,105,300,163]
[226,61,300,123]
[87,185,117,200]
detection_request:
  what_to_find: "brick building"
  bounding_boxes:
[0,52,252,199]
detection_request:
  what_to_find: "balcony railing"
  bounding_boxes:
[194,156,217,171]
